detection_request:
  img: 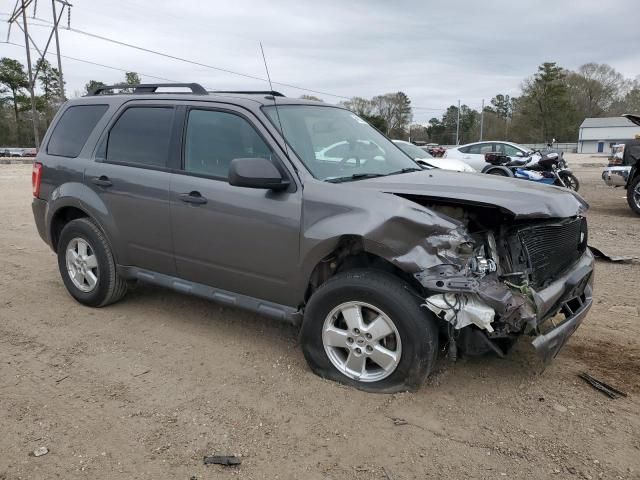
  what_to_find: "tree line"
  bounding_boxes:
[0,56,141,147]
[339,62,640,145]
[1,56,639,147]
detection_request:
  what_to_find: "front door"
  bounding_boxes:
[85,104,177,274]
[169,105,302,307]
[598,142,605,153]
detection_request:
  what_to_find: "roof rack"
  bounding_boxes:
[212,90,285,97]
[87,83,208,96]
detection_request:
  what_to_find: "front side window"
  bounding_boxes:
[106,107,174,168]
[184,109,273,178]
[47,104,108,158]
[263,105,420,182]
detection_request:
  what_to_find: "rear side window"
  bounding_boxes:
[106,107,174,168]
[47,104,108,157]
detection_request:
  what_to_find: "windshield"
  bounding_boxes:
[264,105,420,181]
[394,141,434,159]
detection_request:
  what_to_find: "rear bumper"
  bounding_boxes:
[32,198,50,247]
[530,249,594,363]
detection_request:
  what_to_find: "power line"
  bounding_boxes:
[4,11,453,113]
[2,41,181,83]
[28,18,353,100]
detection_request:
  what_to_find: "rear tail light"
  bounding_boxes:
[32,162,42,198]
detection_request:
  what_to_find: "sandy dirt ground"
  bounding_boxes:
[0,161,638,480]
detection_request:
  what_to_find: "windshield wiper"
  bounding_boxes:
[386,167,423,176]
[325,173,387,183]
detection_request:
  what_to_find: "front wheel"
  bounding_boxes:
[627,175,640,215]
[300,269,439,393]
[557,171,580,191]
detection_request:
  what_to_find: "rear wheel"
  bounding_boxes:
[57,218,127,307]
[627,175,640,215]
[486,167,512,177]
[300,269,438,393]
[557,171,580,191]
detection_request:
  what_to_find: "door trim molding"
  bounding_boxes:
[118,266,303,326]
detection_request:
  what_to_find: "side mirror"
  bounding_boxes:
[515,151,524,157]
[228,157,290,191]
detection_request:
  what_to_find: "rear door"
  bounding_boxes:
[84,102,178,274]
[460,143,495,170]
[496,143,525,162]
[169,104,302,307]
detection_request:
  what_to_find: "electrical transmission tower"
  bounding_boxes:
[6,0,72,147]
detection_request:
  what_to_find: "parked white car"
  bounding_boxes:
[445,141,539,171]
[392,140,475,172]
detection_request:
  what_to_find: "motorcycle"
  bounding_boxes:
[481,147,580,191]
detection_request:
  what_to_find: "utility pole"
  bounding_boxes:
[479,98,484,141]
[455,99,460,145]
[7,0,72,147]
[20,0,39,147]
[51,0,66,99]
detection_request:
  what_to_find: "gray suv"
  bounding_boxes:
[32,83,594,392]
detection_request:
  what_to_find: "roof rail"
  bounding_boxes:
[87,83,208,96]
[212,90,285,97]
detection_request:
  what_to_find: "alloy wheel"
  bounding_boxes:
[322,301,402,382]
[65,237,99,292]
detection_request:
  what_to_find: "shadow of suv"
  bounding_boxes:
[32,83,594,392]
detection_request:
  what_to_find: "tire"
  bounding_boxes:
[57,217,127,307]
[300,269,438,393]
[558,171,580,191]
[627,175,640,215]
[485,167,512,177]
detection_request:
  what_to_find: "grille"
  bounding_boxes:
[517,217,587,288]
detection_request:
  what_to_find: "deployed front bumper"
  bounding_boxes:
[530,249,594,362]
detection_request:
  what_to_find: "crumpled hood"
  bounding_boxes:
[349,170,588,219]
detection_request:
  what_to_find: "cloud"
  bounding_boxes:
[3,0,639,122]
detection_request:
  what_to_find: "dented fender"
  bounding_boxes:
[299,180,475,292]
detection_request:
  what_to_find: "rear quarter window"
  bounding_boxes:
[106,106,174,168]
[47,104,109,158]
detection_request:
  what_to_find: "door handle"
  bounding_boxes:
[179,191,207,205]
[92,175,112,187]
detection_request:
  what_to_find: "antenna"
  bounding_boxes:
[259,42,291,161]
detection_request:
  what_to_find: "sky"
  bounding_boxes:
[1,0,639,123]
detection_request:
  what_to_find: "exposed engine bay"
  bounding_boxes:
[396,195,592,360]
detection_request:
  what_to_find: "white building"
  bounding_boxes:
[578,117,640,154]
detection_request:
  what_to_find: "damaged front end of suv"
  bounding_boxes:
[392,195,593,363]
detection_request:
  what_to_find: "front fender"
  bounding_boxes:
[298,181,474,294]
